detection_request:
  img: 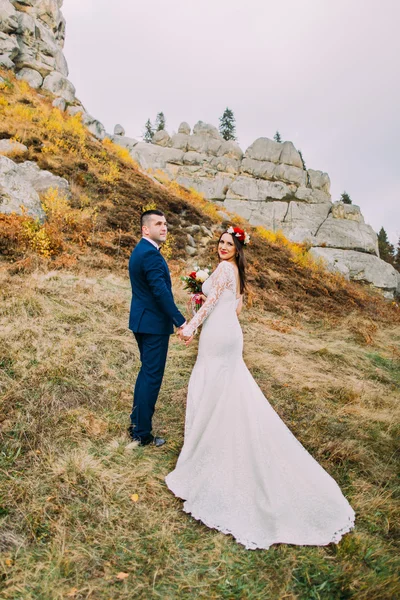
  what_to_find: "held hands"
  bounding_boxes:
[176,326,194,346]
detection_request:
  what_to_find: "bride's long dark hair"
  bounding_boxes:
[218,232,247,294]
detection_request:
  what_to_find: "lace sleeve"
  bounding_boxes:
[182,261,235,337]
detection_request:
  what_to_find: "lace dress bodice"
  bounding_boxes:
[182,261,237,338]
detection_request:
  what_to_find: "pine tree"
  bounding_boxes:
[340,191,352,205]
[377,227,395,265]
[274,131,282,143]
[394,236,400,272]
[219,107,236,141]
[143,118,154,143]
[155,111,166,131]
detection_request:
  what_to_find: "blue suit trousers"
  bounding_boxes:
[130,333,170,440]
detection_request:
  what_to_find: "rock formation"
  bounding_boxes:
[111,123,398,297]
[0,1,398,297]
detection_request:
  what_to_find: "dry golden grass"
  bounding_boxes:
[0,267,399,599]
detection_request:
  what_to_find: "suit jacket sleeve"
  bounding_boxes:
[142,250,186,327]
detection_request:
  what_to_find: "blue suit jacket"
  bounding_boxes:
[128,238,186,335]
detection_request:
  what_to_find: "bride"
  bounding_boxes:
[165,226,355,550]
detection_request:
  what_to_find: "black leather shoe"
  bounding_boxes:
[128,429,166,447]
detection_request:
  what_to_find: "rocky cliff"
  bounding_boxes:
[111,123,399,297]
[0,0,399,297]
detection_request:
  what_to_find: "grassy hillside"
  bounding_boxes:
[1,70,400,599]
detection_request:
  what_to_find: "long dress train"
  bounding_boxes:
[165,260,355,550]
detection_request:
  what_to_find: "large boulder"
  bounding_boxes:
[17,160,70,195]
[282,202,332,241]
[130,143,184,170]
[245,137,282,163]
[0,156,44,219]
[331,201,364,222]
[279,141,303,168]
[295,186,332,204]
[192,121,222,140]
[226,176,294,202]
[218,140,243,160]
[170,133,189,151]
[178,121,191,135]
[176,173,234,201]
[309,247,399,296]
[315,216,379,255]
[153,130,171,147]
[111,135,139,150]
[0,139,28,156]
[16,66,43,88]
[114,124,125,136]
[81,113,106,140]
[307,169,331,193]
[42,71,75,102]
[0,31,19,60]
[0,0,18,33]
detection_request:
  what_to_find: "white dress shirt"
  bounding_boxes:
[142,236,159,250]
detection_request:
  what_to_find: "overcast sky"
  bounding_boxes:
[62,0,400,245]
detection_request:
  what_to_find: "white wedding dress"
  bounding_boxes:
[165,261,355,550]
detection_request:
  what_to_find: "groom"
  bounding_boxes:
[128,209,186,447]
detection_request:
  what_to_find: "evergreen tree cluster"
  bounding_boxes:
[378,227,400,271]
[143,111,167,142]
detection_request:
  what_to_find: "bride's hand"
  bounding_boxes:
[184,335,194,346]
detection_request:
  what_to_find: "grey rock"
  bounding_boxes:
[193,121,222,140]
[183,151,207,165]
[42,71,75,102]
[0,53,14,68]
[218,140,243,160]
[210,156,240,174]
[52,96,66,111]
[111,135,139,150]
[227,176,293,202]
[274,163,306,187]
[114,124,125,136]
[241,157,276,180]
[17,160,69,196]
[185,245,196,256]
[188,134,221,156]
[245,137,282,163]
[279,141,303,168]
[178,121,191,135]
[0,0,18,33]
[16,67,43,88]
[308,169,331,193]
[282,201,331,240]
[0,139,28,155]
[309,247,399,293]
[315,216,379,255]
[200,225,213,238]
[170,133,189,151]
[153,129,171,147]
[0,32,19,59]
[187,233,196,247]
[0,156,44,220]
[130,143,183,170]
[176,174,233,201]
[66,105,83,117]
[81,113,106,140]
[186,224,201,233]
[331,201,364,223]
[295,186,332,204]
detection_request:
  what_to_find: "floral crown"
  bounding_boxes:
[227,226,250,246]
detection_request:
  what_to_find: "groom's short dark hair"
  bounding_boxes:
[141,209,165,230]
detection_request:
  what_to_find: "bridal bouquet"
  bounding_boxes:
[181,266,210,313]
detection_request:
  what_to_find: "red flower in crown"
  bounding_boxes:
[227,226,251,245]
[189,271,197,279]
